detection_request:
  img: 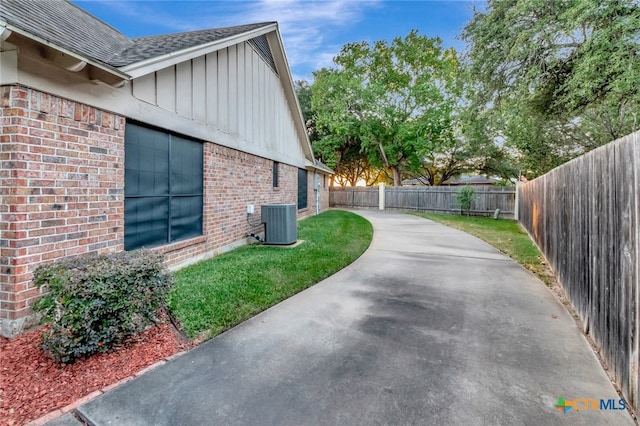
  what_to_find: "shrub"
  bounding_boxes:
[33,249,173,363]
[455,185,476,216]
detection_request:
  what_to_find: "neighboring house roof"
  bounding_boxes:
[442,176,499,186]
[402,177,431,186]
[402,176,499,186]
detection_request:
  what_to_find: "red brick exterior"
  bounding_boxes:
[0,85,125,335]
[0,85,330,336]
[159,143,300,267]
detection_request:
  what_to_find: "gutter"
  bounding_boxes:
[0,20,130,81]
[305,160,334,175]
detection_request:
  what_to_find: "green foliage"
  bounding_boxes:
[311,31,460,186]
[169,211,372,339]
[461,0,640,177]
[33,250,173,363]
[464,0,639,116]
[294,80,313,124]
[455,185,475,215]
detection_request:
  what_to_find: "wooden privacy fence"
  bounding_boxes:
[330,185,516,218]
[518,130,640,412]
[330,187,379,209]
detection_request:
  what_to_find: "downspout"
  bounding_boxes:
[314,170,320,215]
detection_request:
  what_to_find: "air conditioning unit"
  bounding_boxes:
[261,204,297,245]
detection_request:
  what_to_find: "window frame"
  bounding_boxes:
[124,122,204,251]
[297,168,308,210]
[273,161,279,188]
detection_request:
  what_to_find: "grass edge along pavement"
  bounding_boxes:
[168,210,373,340]
[411,212,640,423]
[411,212,553,287]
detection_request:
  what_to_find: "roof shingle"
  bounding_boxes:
[0,0,132,67]
[0,0,275,69]
[115,23,275,67]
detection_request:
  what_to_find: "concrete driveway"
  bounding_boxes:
[76,210,634,425]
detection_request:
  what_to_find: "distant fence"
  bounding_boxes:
[330,186,516,218]
[518,131,640,412]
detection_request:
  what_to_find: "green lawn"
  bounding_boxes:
[168,210,373,339]
[411,213,552,286]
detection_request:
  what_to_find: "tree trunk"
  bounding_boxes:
[391,166,402,186]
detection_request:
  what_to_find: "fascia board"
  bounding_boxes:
[305,159,334,174]
[121,23,277,79]
[1,21,130,80]
[1,20,11,40]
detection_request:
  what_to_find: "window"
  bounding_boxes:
[124,123,203,250]
[297,168,307,209]
[273,161,278,187]
[323,175,326,188]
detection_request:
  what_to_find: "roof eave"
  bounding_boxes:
[120,23,277,79]
[1,20,130,81]
[305,159,334,174]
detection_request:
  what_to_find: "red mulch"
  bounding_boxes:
[0,318,193,426]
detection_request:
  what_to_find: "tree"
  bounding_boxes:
[311,31,460,186]
[294,80,313,123]
[462,0,640,176]
[455,185,475,216]
[415,135,474,186]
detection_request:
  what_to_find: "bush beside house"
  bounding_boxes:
[33,250,172,363]
[0,1,332,336]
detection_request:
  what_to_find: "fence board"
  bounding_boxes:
[518,130,640,413]
[330,186,516,218]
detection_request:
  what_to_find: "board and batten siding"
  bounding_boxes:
[131,41,301,164]
[5,27,309,168]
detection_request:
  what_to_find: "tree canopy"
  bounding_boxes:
[297,1,639,185]
[311,31,460,186]
[461,0,640,177]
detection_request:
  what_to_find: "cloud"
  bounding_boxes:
[82,0,380,81]
[198,0,382,80]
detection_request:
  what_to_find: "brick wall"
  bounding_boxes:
[301,170,331,217]
[0,85,125,336]
[319,174,330,211]
[158,144,299,267]
[159,149,334,268]
[1,84,329,336]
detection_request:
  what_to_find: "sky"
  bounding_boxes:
[73,0,486,81]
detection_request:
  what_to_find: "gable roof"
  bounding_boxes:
[115,25,275,67]
[0,0,316,163]
[0,0,274,70]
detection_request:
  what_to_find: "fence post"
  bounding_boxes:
[514,182,522,221]
[379,183,385,210]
